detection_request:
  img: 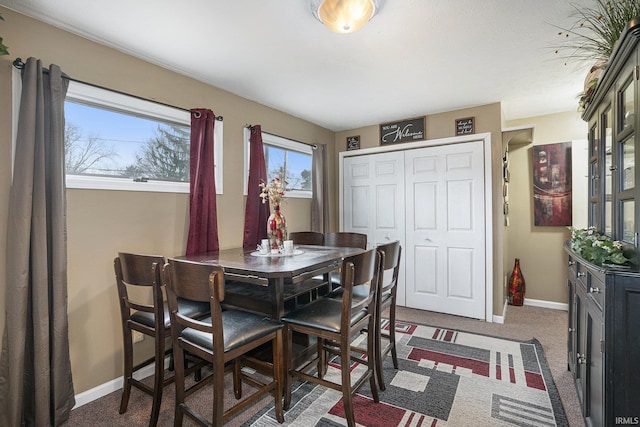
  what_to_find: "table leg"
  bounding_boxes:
[269,277,285,320]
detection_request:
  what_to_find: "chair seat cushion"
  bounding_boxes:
[282,298,367,334]
[131,298,210,330]
[181,310,282,353]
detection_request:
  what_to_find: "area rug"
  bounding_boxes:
[243,320,567,427]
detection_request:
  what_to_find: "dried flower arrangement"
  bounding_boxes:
[552,0,640,110]
[259,176,287,208]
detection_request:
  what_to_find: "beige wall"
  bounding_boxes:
[504,111,587,304]
[334,103,507,315]
[0,6,588,399]
[0,7,332,394]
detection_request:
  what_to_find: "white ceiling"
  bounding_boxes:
[1,0,596,131]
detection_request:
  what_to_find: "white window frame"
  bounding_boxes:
[243,129,312,199]
[64,81,223,193]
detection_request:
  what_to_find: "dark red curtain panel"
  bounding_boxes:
[186,109,219,255]
[242,125,270,248]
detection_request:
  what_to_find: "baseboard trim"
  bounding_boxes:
[492,299,508,324]
[73,358,169,409]
[524,298,568,311]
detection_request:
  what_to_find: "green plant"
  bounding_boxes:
[570,226,630,265]
[0,13,9,56]
[554,0,640,65]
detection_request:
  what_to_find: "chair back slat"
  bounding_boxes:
[289,231,324,246]
[117,253,165,287]
[324,232,367,249]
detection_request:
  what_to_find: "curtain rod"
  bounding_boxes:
[12,58,223,121]
[245,124,318,149]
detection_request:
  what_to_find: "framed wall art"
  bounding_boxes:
[532,142,572,226]
[346,135,360,151]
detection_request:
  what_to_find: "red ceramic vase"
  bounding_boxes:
[508,258,525,306]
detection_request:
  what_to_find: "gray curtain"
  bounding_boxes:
[311,144,330,232]
[0,58,75,426]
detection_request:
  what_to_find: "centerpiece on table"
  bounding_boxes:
[260,176,288,252]
[569,226,632,268]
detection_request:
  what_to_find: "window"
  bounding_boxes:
[64,81,223,193]
[244,129,313,198]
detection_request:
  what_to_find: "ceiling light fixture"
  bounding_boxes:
[311,0,383,34]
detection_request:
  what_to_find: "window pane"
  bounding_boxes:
[264,144,312,192]
[64,101,190,182]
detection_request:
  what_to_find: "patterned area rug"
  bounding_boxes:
[243,320,567,427]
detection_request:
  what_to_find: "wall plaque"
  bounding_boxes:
[455,117,475,135]
[379,117,425,145]
[346,135,360,151]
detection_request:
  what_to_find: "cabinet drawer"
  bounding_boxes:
[586,272,605,310]
[576,263,588,291]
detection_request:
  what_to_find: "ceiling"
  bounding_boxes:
[1,0,596,132]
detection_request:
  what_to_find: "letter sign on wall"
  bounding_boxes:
[379,117,425,145]
[455,117,475,135]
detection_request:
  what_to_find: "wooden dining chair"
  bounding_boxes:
[289,231,324,246]
[114,252,210,427]
[282,249,381,427]
[373,240,402,390]
[163,258,284,426]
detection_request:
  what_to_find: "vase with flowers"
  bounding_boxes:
[260,176,288,252]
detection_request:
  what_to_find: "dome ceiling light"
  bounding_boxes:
[310,0,384,34]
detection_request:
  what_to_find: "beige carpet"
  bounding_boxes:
[63,304,584,426]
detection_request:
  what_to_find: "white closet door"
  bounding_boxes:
[343,151,406,305]
[404,141,486,319]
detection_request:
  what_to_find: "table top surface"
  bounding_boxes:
[175,245,364,278]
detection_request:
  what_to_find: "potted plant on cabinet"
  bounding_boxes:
[553,0,640,110]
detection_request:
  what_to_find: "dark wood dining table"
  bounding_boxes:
[176,245,363,319]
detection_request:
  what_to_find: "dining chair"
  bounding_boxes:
[114,252,210,427]
[372,240,402,390]
[324,241,401,390]
[289,231,324,246]
[282,248,380,427]
[163,258,284,426]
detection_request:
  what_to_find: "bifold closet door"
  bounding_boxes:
[343,151,406,305]
[404,141,486,319]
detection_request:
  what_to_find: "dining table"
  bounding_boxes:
[176,244,364,320]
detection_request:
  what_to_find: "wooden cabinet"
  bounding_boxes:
[583,18,640,248]
[565,243,640,427]
[577,20,640,425]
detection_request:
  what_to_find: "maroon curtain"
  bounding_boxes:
[186,109,219,255]
[242,125,270,248]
